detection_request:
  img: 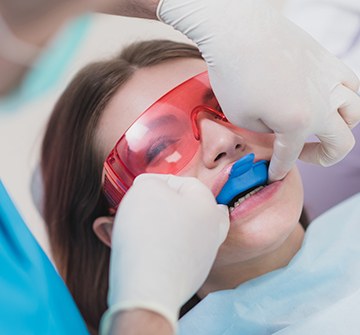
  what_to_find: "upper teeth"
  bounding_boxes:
[229,186,264,213]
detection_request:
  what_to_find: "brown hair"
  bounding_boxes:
[41,39,202,335]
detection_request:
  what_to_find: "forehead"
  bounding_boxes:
[96,58,207,157]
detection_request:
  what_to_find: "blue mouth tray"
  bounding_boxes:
[216,153,268,206]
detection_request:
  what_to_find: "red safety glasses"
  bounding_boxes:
[103,71,228,211]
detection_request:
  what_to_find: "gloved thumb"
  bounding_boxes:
[217,204,230,244]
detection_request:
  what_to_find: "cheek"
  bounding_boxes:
[230,201,302,249]
[176,151,213,185]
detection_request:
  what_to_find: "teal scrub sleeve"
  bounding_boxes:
[0,180,89,335]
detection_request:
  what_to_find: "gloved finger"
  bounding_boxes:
[134,173,194,189]
[299,113,355,166]
[338,61,360,92]
[134,173,230,243]
[162,175,206,195]
[333,85,360,129]
[143,174,211,197]
[133,173,179,192]
[167,176,230,240]
[217,205,230,244]
[268,132,305,182]
[133,173,164,185]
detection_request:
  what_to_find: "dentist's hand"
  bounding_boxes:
[157,0,360,181]
[100,174,229,334]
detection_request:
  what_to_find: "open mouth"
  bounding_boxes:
[216,153,269,210]
[228,184,266,212]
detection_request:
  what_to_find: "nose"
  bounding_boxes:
[198,116,246,169]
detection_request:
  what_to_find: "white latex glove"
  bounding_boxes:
[100,174,229,334]
[157,0,360,181]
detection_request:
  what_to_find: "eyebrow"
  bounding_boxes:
[144,87,216,131]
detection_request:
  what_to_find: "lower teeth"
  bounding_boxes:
[229,186,264,212]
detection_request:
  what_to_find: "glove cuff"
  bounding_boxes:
[100,301,178,335]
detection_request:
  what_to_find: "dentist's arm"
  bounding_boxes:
[0,0,160,95]
[100,174,230,335]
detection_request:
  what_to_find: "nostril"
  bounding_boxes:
[235,144,242,149]
[214,152,226,162]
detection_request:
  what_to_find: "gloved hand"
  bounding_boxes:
[157,0,360,181]
[100,174,230,334]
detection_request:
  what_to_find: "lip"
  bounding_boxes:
[211,164,233,197]
[229,179,283,222]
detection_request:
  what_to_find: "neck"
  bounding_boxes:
[198,223,304,298]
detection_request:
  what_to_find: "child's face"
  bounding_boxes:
[96,57,304,266]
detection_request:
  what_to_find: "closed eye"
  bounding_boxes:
[146,137,180,164]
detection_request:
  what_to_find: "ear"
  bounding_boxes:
[93,216,115,247]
